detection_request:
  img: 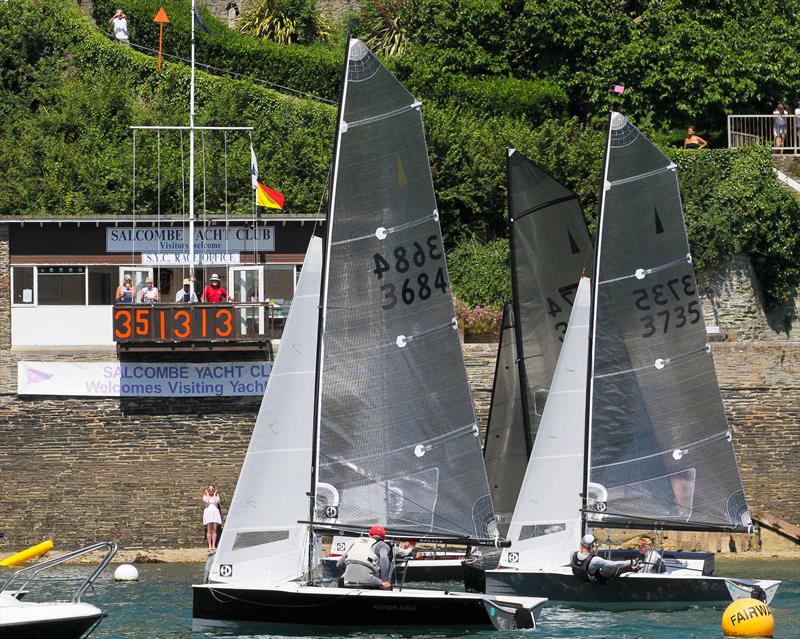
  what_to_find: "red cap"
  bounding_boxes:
[369,525,386,540]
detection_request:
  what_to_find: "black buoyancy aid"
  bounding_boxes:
[571,551,606,584]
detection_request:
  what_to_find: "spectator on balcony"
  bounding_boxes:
[115,275,136,304]
[139,276,159,303]
[773,103,789,150]
[175,278,198,303]
[202,273,231,303]
[683,126,707,149]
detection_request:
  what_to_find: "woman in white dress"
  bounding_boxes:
[202,484,222,552]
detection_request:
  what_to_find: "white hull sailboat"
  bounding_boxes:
[192,38,546,632]
[474,113,780,609]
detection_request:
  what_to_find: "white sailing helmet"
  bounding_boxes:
[580,534,596,548]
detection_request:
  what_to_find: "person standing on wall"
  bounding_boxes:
[203,484,223,553]
[201,274,231,303]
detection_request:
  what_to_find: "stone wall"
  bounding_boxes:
[0,342,797,549]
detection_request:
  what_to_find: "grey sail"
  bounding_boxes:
[586,112,751,532]
[507,149,591,451]
[315,39,496,540]
[483,304,526,533]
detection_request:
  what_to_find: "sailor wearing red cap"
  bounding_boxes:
[335,525,392,590]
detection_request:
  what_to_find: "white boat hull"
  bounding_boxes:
[0,593,103,639]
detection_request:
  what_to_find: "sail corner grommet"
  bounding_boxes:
[396,335,408,348]
[340,121,349,133]
[654,358,666,370]
[375,226,388,240]
[450,317,458,330]
[414,444,427,458]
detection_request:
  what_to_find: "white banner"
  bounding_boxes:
[18,361,272,397]
[107,227,275,253]
[141,252,241,265]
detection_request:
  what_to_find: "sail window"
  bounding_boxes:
[518,523,567,541]
[231,530,290,551]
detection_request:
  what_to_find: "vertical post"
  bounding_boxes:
[188,0,197,282]
[727,115,731,149]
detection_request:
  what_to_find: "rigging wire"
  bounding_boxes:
[131,130,136,277]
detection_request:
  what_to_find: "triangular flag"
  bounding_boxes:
[257,181,285,209]
[567,229,581,254]
[153,7,169,23]
[25,366,54,385]
[250,144,259,191]
[396,156,408,187]
[654,207,665,234]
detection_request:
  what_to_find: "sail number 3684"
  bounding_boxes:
[633,275,700,338]
[373,235,447,310]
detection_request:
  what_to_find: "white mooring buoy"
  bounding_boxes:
[113,563,139,581]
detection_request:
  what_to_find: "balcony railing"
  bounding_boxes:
[728,114,800,154]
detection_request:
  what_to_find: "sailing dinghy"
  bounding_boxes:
[192,39,547,632]
[476,113,780,609]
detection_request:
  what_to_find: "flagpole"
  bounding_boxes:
[188,0,197,283]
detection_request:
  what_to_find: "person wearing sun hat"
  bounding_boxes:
[201,273,231,303]
[175,278,198,303]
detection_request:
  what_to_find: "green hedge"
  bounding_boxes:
[447,238,511,309]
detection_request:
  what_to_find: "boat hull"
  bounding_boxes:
[483,569,780,610]
[322,557,466,583]
[192,582,546,633]
[0,599,103,639]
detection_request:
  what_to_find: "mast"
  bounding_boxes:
[581,111,613,537]
[506,148,534,456]
[188,0,197,280]
[307,33,352,583]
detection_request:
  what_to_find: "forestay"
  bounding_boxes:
[209,237,322,584]
[507,149,591,451]
[500,277,590,569]
[316,39,496,539]
[587,113,751,532]
[483,304,526,532]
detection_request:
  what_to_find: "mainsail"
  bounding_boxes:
[507,149,591,451]
[586,113,751,532]
[209,237,322,584]
[483,304,526,531]
[315,40,496,540]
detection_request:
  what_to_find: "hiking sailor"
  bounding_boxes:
[636,536,665,574]
[570,534,638,584]
[336,525,392,590]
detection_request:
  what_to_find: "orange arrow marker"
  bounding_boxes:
[153,7,170,71]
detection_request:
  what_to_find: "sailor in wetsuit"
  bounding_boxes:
[336,525,392,590]
[571,534,639,584]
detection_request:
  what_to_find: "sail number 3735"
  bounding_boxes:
[373,235,447,310]
[633,274,700,338]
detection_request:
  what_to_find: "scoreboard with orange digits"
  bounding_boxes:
[113,304,237,342]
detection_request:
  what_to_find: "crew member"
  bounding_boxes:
[636,536,665,574]
[570,534,638,584]
[336,525,392,590]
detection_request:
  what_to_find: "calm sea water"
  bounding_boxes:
[24,559,800,639]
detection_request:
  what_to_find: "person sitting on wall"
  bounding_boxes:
[201,273,231,303]
[175,278,198,303]
[139,276,159,303]
[115,275,136,304]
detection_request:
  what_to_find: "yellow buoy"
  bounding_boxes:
[722,598,774,637]
[0,539,54,567]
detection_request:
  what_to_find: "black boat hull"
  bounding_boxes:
[484,570,777,610]
[1,612,103,639]
[193,583,544,632]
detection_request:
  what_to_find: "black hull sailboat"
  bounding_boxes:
[469,113,780,609]
[192,37,547,633]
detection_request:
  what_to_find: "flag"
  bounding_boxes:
[194,6,212,34]
[250,143,259,190]
[256,181,285,209]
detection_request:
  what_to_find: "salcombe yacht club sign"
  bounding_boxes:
[106,226,275,253]
[18,361,272,397]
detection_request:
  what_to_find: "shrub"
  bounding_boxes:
[447,239,511,309]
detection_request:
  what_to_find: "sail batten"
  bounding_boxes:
[316,39,495,539]
[586,112,751,533]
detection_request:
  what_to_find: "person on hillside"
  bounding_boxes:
[201,274,231,303]
[202,484,223,553]
[336,525,393,590]
[773,103,789,150]
[683,126,707,149]
[108,9,130,46]
[570,534,639,584]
